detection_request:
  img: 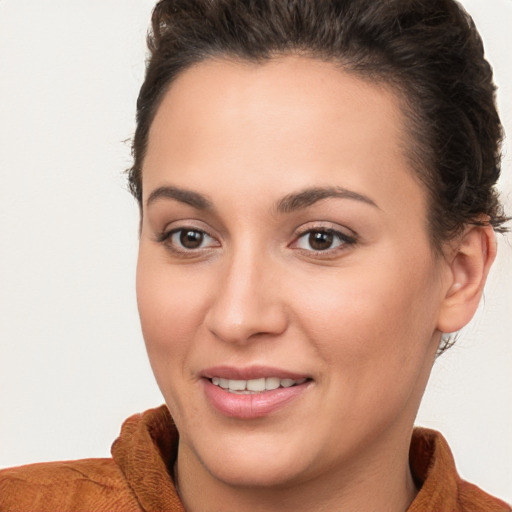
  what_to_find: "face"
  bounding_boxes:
[137,57,450,489]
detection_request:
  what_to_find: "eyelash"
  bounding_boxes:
[292,226,357,256]
[156,226,218,255]
[156,225,357,257]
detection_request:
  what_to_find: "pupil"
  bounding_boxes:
[180,230,203,249]
[309,231,333,250]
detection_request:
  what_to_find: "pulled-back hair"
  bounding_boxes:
[128,0,508,250]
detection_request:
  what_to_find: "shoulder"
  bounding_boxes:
[0,457,142,512]
[409,427,511,512]
[457,480,512,512]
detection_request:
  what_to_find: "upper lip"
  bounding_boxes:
[200,365,310,381]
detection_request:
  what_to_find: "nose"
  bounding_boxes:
[204,248,288,344]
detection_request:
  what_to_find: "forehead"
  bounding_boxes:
[143,56,426,225]
[146,56,406,167]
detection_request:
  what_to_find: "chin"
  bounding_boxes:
[191,430,315,488]
[206,456,307,489]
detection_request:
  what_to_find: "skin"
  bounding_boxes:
[136,57,496,512]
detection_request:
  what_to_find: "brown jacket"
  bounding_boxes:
[1,405,510,511]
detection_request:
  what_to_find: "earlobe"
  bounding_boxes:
[437,224,497,334]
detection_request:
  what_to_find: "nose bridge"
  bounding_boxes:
[204,240,287,344]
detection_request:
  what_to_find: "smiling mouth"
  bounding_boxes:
[209,377,308,394]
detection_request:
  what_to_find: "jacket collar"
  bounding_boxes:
[112,405,508,512]
[112,405,184,512]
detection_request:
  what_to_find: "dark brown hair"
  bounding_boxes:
[128,0,508,247]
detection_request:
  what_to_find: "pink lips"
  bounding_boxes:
[201,366,311,419]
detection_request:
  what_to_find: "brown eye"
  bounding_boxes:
[161,227,219,254]
[179,229,204,249]
[294,228,356,254]
[308,231,334,251]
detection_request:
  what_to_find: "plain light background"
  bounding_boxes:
[0,0,511,504]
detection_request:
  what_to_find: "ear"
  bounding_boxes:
[437,224,497,334]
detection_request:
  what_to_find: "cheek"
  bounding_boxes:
[135,247,213,380]
[289,255,441,370]
[290,259,442,436]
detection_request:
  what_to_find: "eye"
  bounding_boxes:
[160,228,219,252]
[294,228,355,253]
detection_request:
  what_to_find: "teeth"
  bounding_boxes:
[210,376,307,393]
[246,378,266,392]
[228,380,246,391]
[265,377,280,390]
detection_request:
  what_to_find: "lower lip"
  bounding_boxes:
[202,379,310,419]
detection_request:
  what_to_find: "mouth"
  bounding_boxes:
[200,366,312,419]
[209,376,308,394]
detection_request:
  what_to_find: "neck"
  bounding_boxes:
[175,426,419,512]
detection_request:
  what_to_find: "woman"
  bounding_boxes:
[0,0,510,510]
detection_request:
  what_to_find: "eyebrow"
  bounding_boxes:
[145,184,378,213]
[146,186,213,210]
[275,186,379,213]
